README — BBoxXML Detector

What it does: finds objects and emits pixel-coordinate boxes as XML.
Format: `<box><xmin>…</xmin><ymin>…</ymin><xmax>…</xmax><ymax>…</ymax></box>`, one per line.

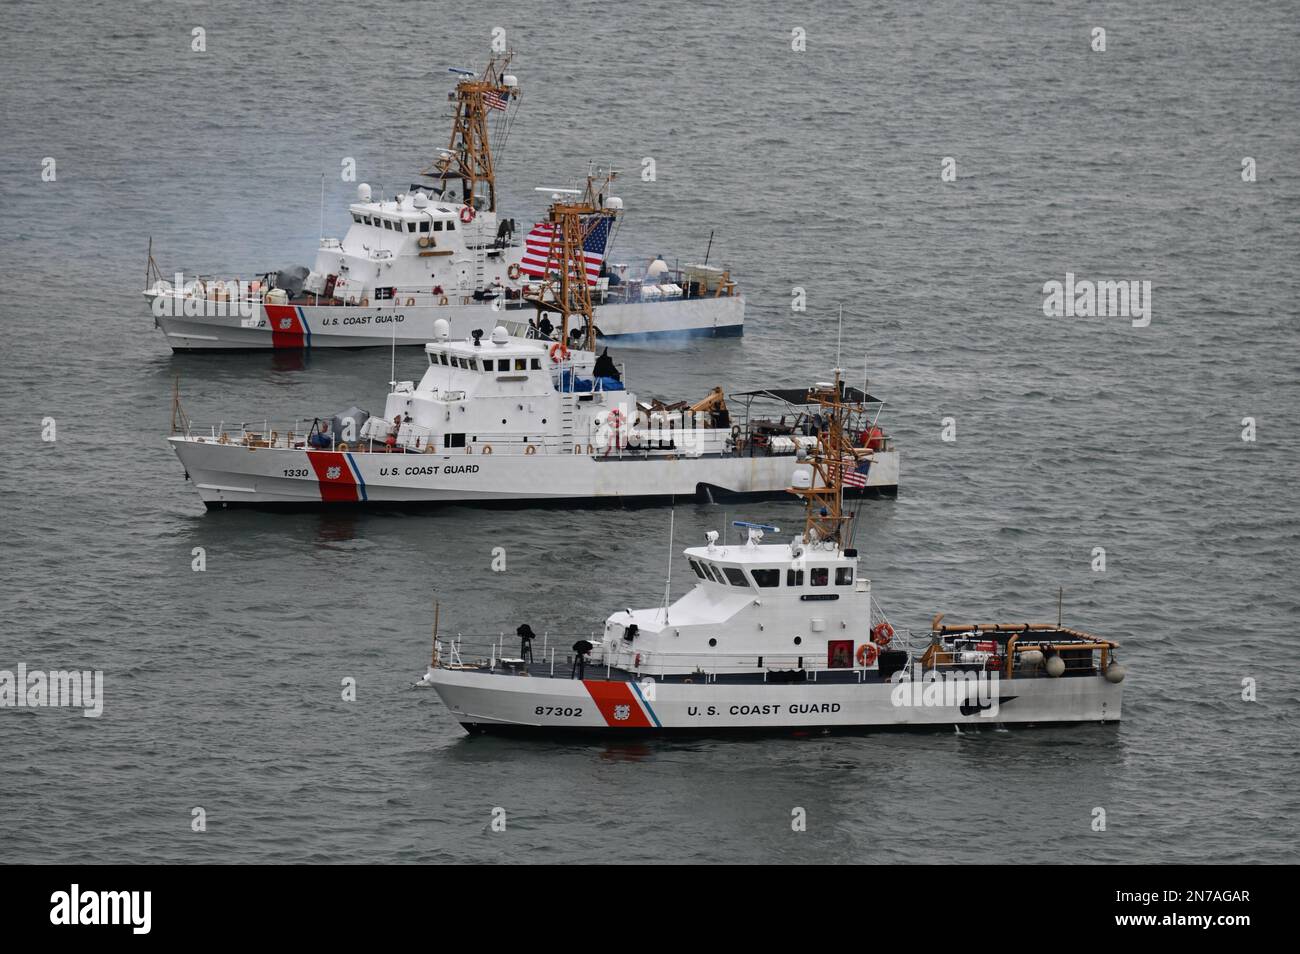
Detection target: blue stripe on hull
<box><xmin>598</xmin><ymin>323</ymin><xmax>744</xmax><ymax>342</ymax></box>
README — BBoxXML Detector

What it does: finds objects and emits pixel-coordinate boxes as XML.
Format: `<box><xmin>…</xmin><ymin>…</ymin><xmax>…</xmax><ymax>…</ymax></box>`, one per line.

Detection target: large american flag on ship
<box><xmin>485</xmin><ymin>89</ymin><xmax>509</xmax><ymax>111</ymax></box>
<box><xmin>828</xmin><ymin>457</ymin><xmax>871</xmax><ymax>488</ymax></box>
<box><xmin>519</xmin><ymin>215</ymin><xmax>612</xmax><ymax>285</ymax></box>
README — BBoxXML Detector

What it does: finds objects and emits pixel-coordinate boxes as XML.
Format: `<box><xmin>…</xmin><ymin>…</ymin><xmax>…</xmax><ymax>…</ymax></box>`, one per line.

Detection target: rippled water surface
<box><xmin>1</xmin><ymin>0</ymin><xmax>1297</xmax><ymax>863</ymax></box>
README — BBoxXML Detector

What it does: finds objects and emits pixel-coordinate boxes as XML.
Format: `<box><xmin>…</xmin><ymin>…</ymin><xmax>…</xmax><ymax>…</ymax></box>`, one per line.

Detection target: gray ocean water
<box><xmin>1</xmin><ymin>0</ymin><xmax>1298</xmax><ymax>864</ymax></box>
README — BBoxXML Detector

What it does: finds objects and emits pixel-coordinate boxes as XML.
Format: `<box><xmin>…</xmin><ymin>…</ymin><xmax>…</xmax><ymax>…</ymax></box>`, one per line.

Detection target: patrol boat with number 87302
<box><xmin>418</xmin><ymin>370</ymin><xmax>1126</xmax><ymax>735</ymax></box>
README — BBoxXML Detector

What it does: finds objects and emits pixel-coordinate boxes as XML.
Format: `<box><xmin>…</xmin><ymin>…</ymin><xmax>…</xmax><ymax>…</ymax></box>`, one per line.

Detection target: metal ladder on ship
<box><xmin>560</xmin><ymin>392</ymin><xmax>578</xmax><ymax>453</ymax></box>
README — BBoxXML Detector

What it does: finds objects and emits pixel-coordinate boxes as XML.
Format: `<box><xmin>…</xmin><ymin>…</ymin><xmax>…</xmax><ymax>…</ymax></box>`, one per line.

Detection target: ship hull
<box><xmin>149</xmin><ymin>295</ymin><xmax>744</xmax><ymax>350</ymax></box>
<box><xmin>169</xmin><ymin>438</ymin><xmax>899</xmax><ymax>508</ymax></box>
<box><xmin>427</xmin><ymin>668</ymin><xmax>1123</xmax><ymax>734</ymax></box>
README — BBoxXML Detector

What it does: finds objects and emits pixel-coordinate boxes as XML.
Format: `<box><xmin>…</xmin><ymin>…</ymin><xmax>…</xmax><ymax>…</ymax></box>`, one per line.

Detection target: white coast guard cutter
<box><xmin>167</xmin><ymin>322</ymin><xmax>898</xmax><ymax>508</ymax></box>
<box><xmin>420</xmin><ymin>373</ymin><xmax>1126</xmax><ymax>735</ymax></box>
<box><xmin>144</xmin><ymin>53</ymin><xmax>742</xmax><ymax>350</ymax></box>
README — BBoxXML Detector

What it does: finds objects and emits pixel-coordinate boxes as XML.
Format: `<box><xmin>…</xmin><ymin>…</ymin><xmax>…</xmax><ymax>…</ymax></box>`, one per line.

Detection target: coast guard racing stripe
<box><xmin>264</xmin><ymin>303</ymin><xmax>311</xmax><ymax>349</ymax></box>
<box><xmin>306</xmin><ymin>451</ymin><xmax>366</xmax><ymax>503</ymax></box>
<box><xmin>583</xmin><ymin>680</ymin><xmax>659</xmax><ymax>728</ymax></box>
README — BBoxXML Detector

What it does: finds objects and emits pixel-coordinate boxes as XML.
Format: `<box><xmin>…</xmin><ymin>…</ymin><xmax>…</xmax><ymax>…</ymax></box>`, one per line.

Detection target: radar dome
<box><xmin>433</xmin><ymin>318</ymin><xmax>451</xmax><ymax>341</ymax></box>
<box><xmin>603</xmin><ymin>196</ymin><xmax>624</xmax><ymax>211</ymax></box>
<box><xmin>491</xmin><ymin>326</ymin><xmax>509</xmax><ymax>345</ymax></box>
<box><xmin>357</xmin><ymin>183</ymin><xmax>372</xmax><ymax>202</ymax></box>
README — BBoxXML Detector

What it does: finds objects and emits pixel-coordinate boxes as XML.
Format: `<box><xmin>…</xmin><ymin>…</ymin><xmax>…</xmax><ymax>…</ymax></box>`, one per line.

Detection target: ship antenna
<box><xmin>835</xmin><ymin>303</ymin><xmax>843</xmax><ymax>372</ymax></box>
<box><xmin>661</xmin><ymin>506</ymin><xmax>675</xmax><ymax>624</ymax></box>
<box><xmin>431</xmin><ymin>599</ymin><xmax>440</xmax><ymax>669</ymax></box>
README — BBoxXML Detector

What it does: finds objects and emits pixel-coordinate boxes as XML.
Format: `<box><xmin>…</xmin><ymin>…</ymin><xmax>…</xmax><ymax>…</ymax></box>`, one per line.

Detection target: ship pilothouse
<box><xmin>601</xmin><ymin>521</ymin><xmax>894</xmax><ymax>682</ymax></box>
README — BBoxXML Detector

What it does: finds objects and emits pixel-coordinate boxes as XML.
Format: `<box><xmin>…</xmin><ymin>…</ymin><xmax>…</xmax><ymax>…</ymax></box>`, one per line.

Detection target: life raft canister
<box><xmin>871</xmin><ymin>621</ymin><xmax>895</xmax><ymax>647</ymax></box>
<box><xmin>459</xmin><ymin>205</ymin><xmax>475</xmax><ymax>224</ymax></box>
<box><xmin>549</xmin><ymin>341</ymin><xmax>570</xmax><ymax>363</ymax></box>
<box><xmin>857</xmin><ymin>642</ymin><xmax>879</xmax><ymax>667</ymax></box>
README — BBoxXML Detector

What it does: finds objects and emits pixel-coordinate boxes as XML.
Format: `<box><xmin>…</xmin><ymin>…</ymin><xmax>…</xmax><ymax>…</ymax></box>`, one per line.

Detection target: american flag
<box><xmin>485</xmin><ymin>89</ymin><xmax>509</xmax><ymax>111</ymax></box>
<box><xmin>519</xmin><ymin>215</ymin><xmax>612</xmax><ymax>285</ymax></box>
<box><xmin>828</xmin><ymin>458</ymin><xmax>871</xmax><ymax>488</ymax></box>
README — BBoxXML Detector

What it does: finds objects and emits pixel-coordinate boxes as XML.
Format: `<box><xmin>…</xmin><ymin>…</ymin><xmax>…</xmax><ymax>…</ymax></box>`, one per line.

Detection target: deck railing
<box><xmin>432</xmin><ymin>632</ymin><xmax>918</xmax><ymax>683</ymax></box>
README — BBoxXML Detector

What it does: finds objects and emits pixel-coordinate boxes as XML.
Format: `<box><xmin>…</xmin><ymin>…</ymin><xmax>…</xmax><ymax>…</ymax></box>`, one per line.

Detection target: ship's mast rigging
<box><xmin>424</xmin><ymin>51</ymin><xmax>518</xmax><ymax>213</ymax></box>
<box><xmin>791</xmin><ymin>369</ymin><xmax>870</xmax><ymax>548</ymax></box>
<box><xmin>527</xmin><ymin>170</ymin><xmax>620</xmax><ymax>352</ymax></box>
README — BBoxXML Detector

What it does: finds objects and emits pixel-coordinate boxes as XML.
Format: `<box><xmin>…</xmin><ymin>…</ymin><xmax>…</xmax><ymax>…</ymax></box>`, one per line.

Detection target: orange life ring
<box><xmin>525</xmin><ymin>445</ymin><xmax>536</xmax><ymax>455</ymax></box>
<box><xmin>359</xmin><ymin>297</ymin><xmax>369</xmax><ymax>307</ymax></box>
<box><xmin>507</xmin><ymin>262</ymin><xmax>522</xmax><ymax>280</ymax></box>
<box><xmin>405</xmin><ymin>297</ymin><xmax>415</xmax><ymax>306</ymax></box>
<box><xmin>871</xmin><ymin>622</ymin><xmax>895</xmax><ymax>647</ymax></box>
<box><xmin>856</xmin><ymin>642</ymin><xmax>879</xmax><ymax>667</ymax></box>
<box><xmin>481</xmin><ymin>444</ymin><xmax>492</xmax><ymax>455</ymax></box>
<box><xmin>459</xmin><ymin>206</ymin><xmax>475</xmax><ymax>223</ymax></box>
<box><xmin>549</xmin><ymin>342</ymin><xmax>570</xmax><ymax>363</ymax></box>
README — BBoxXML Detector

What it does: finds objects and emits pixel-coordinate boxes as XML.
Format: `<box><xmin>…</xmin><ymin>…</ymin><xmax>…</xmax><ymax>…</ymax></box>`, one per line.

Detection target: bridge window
<box><xmin>448</xmin><ymin>221</ymin><xmax>456</xmax><ymax>231</ymax></box>
<box><xmin>751</xmin><ymin>569</ymin><xmax>780</xmax><ymax>588</ymax></box>
<box><xmin>352</xmin><ymin>213</ymin><xmax>362</xmax><ymax>223</ymax></box>
<box><xmin>836</xmin><ymin>567</ymin><xmax>854</xmax><ymax>585</ymax></box>
<box><xmin>811</xmin><ymin>567</ymin><xmax>829</xmax><ymax>586</ymax></box>
<box><xmin>705</xmin><ymin>564</ymin><xmax>727</xmax><ymax>585</ymax></box>
<box><xmin>531</xmin><ymin>358</ymin><xmax>541</xmax><ymax>370</ymax></box>
<box><xmin>786</xmin><ymin>569</ymin><xmax>804</xmax><ymax>586</ymax></box>
<box><xmin>444</xmin><ymin>433</ymin><xmax>466</xmax><ymax>448</ymax></box>
<box><xmin>407</xmin><ymin>222</ymin><xmax>416</xmax><ymax>232</ymax></box>
<box><xmin>689</xmin><ymin>559</ymin><xmax>707</xmax><ymax>580</ymax></box>
<box><xmin>419</xmin><ymin>221</ymin><xmax>430</xmax><ymax>233</ymax></box>
<box><xmin>722</xmin><ymin>567</ymin><xmax>749</xmax><ymax>587</ymax></box>
<box><xmin>514</xmin><ymin>358</ymin><xmax>527</xmax><ymax>371</ymax></box>
<box><xmin>434</xmin><ymin>221</ymin><xmax>444</xmax><ymax>232</ymax></box>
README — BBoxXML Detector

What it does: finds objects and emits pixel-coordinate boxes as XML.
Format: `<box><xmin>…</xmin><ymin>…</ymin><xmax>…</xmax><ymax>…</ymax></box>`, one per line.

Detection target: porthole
<box><xmin>708</xmin><ymin>638</ymin><xmax>717</xmax><ymax>647</ymax></box>
<box><xmin>793</xmin><ymin>636</ymin><xmax>802</xmax><ymax>646</ymax></box>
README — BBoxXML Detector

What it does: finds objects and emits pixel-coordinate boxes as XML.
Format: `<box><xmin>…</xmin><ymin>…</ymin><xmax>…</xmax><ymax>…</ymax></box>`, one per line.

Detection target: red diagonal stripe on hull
<box><xmin>306</xmin><ymin>452</ymin><xmax>360</xmax><ymax>502</ymax></box>
<box><xmin>265</xmin><ymin>303</ymin><xmax>306</xmax><ymax>349</ymax></box>
<box><xmin>583</xmin><ymin>680</ymin><xmax>652</xmax><ymax>727</ymax></box>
